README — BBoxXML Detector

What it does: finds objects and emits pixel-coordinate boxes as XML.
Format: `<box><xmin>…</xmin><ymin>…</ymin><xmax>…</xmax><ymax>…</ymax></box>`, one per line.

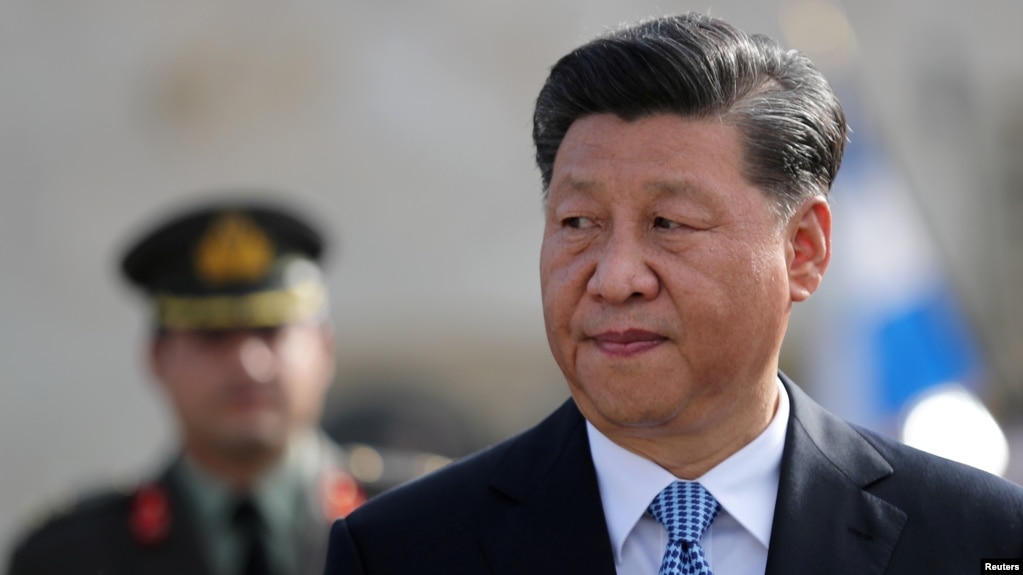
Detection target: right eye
<box><xmin>562</xmin><ymin>216</ymin><xmax>595</xmax><ymax>229</ymax></box>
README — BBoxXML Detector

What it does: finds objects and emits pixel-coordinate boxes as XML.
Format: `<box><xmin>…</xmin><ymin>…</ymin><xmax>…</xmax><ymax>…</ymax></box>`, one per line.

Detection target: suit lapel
<box><xmin>469</xmin><ymin>378</ymin><xmax>907</xmax><ymax>575</ymax></box>
<box><xmin>765</xmin><ymin>376</ymin><xmax>906</xmax><ymax>575</ymax></box>
<box><xmin>478</xmin><ymin>400</ymin><xmax>617</xmax><ymax>575</ymax></box>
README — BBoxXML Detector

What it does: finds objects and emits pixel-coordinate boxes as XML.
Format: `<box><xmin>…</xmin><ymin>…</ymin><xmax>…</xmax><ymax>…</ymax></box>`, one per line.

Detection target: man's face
<box><xmin>540</xmin><ymin>113</ymin><xmax>828</xmax><ymax>440</ymax></box>
<box><xmin>150</xmin><ymin>322</ymin><xmax>335</xmax><ymax>462</ymax></box>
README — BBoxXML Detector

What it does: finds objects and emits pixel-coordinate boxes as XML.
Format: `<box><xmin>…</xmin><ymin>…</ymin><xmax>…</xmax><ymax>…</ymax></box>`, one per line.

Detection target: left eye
<box><xmin>653</xmin><ymin>217</ymin><xmax>681</xmax><ymax>229</ymax></box>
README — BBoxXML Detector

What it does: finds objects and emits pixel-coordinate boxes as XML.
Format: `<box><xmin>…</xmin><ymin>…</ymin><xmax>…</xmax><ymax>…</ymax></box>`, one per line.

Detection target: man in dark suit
<box><xmin>323</xmin><ymin>12</ymin><xmax>1023</xmax><ymax>575</ymax></box>
<box><xmin>8</xmin><ymin>198</ymin><xmax>366</xmax><ymax>575</ymax></box>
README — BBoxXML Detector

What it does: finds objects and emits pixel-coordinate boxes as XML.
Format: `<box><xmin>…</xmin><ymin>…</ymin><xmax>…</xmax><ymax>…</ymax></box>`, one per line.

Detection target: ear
<box><xmin>787</xmin><ymin>198</ymin><xmax>832</xmax><ymax>302</ymax></box>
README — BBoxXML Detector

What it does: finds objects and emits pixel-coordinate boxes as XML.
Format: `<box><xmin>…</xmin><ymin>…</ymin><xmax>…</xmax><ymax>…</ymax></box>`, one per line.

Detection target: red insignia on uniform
<box><xmin>321</xmin><ymin>472</ymin><xmax>366</xmax><ymax>519</ymax></box>
<box><xmin>129</xmin><ymin>483</ymin><xmax>170</xmax><ymax>545</ymax></box>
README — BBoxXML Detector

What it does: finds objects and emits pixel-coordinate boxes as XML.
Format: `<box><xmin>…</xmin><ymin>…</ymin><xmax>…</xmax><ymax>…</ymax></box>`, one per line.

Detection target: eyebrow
<box><xmin>646</xmin><ymin>178</ymin><xmax>719</xmax><ymax>203</ymax></box>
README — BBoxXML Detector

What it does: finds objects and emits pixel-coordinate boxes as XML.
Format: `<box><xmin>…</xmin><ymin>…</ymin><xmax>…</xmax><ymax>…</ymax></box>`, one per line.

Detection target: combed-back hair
<box><xmin>533</xmin><ymin>13</ymin><xmax>847</xmax><ymax>219</ymax></box>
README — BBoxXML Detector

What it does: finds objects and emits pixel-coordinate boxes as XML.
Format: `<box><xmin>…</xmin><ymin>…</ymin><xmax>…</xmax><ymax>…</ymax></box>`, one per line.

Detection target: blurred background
<box><xmin>3</xmin><ymin>0</ymin><xmax>1023</xmax><ymax>553</ymax></box>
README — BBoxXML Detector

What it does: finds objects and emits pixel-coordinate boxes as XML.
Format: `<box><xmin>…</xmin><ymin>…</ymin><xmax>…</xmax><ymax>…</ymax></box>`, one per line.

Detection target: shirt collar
<box><xmin>178</xmin><ymin>431</ymin><xmax>323</xmax><ymax>534</ymax></box>
<box><xmin>587</xmin><ymin>377</ymin><xmax>790</xmax><ymax>563</ymax></box>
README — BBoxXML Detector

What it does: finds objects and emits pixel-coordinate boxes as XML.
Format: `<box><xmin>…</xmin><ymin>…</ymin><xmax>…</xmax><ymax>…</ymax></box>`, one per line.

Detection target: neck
<box><xmin>183</xmin><ymin>439</ymin><xmax>286</xmax><ymax>491</ymax></box>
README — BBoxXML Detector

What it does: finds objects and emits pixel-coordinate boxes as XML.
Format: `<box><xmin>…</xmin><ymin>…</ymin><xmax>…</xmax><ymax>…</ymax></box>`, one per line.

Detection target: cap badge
<box><xmin>194</xmin><ymin>213</ymin><xmax>274</xmax><ymax>285</ymax></box>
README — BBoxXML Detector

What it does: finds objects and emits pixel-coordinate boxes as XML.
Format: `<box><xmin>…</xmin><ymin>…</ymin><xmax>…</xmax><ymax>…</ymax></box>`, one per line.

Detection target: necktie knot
<box><xmin>648</xmin><ymin>481</ymin><xmax>720</xmax><ymax>575</ymax></box>
<box><xmin>648</xmin><ymin>481</ymin><xmax>720</xmax><ymax>543</ymax></box>
<box><xmin>231</xmin><ymin>497</ymin><xmax>266</xmax><ymax>537</ymax></box>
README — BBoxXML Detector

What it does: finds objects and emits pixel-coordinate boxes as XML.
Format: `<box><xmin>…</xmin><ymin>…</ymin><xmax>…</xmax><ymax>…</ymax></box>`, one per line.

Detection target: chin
<box><xmin>219</xmin><ymin>424</ymin><xmax>288</xmax><ymax>459</ymax></box>
<box><xmin>574</xmin><ymin>387</ymin><xmax>688</xmax><ymax>432</ymax></box>
<box><xmin>604</xmin><ymin>405</ymin><xmax>685</xmax><ymax>431</ymax></box>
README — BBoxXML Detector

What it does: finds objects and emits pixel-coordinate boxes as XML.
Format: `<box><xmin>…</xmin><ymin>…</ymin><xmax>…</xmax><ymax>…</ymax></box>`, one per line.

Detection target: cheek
<box><xmin>540</xmin><ymin>242</ymin><xmax>591</xmax><ymax>314</ymax></box>
<box><xmin>744</xmin><ymin>242</ymin><xmax>791</xmax><ymax>307</ymax></box>
<box><xmin>540</xmin><ymin>251</ymin><xmax>565</xmax><ymax>326</ymax></box>
<box><xmin>540</xmin><ymin>255</ymin><xmax>586</xmax><ymax>343</ymax></box>
<box><xmin>158</xmin><ymin>349</ymin><xmax>212</xmax><ymax>403</ymax></box>
<box><xmin>540</xmin><ymin>256</ymin><xmax>584</xmax><ymax>379</ymax></box>
<box><xmin>666</xmin><ymin>245</ymin><xmax>785</xmax><ymax>341</ymax></box>
<box><xmin>714</xmin><ymin>234</ymin><xmax>787</xmax><ymax>293</ymax></box>
<box><xmin>700</xmin><ymin>244</ymin><xmax>791</xmax><ymax>354</ymax></box>
<box><xmin>276</xmin><ymin>337</ymin><xmax>332</xmax><ymax>405</ymax></box>
<box><xmin>162</xmin><ymin>368</ymin><xmax>216</xmax><ymax>416</ymax></box>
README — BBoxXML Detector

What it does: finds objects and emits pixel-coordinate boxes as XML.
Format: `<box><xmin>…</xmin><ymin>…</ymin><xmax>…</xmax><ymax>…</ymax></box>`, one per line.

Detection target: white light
<box><xmin>348</xmin><ymin>444</ymin><xmax>385</xmax><ymax>484</ymax></box>
<box><xmin>900</xmin><ymin>383</ymin><xmax>1009</xmax><ymax>476</ymax></box>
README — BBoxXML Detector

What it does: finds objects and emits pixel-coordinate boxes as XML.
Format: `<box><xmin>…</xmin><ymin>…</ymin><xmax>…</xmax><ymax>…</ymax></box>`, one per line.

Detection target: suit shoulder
<box><xmin>8</xmin><ymin>489</ymin><xmax>130</xmax><ymax>572</ymax></box>
<box><xmin>855</xmin><ymin>424</ymin><xmax>1023</xmax><ymax>505</ymax></box>
<box><xmin>343</xmin><ymin>399</ymin><xmax>583</xmax><ymax>534</ymax></box>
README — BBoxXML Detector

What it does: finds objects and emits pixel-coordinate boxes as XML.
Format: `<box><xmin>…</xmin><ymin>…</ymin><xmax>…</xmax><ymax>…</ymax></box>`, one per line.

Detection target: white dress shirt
<box><xmin>587</xmin><ymin>378</ymin><xmax>790</xmax><ymax>575</ymax></box>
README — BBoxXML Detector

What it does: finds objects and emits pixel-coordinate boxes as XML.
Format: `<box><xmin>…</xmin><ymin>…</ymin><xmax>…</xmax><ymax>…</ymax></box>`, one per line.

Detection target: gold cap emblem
<box><xmin>194</xmin><ymin>213</ymin><xmax>274</xmax><ymax>284</ymax></box>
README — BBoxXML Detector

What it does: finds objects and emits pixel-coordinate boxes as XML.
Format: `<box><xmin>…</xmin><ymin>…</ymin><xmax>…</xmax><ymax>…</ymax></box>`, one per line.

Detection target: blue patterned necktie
<box><xmin>648</xmin><ymin>481</ymin><xmax>721</xmax><ymax>575</ymax></box>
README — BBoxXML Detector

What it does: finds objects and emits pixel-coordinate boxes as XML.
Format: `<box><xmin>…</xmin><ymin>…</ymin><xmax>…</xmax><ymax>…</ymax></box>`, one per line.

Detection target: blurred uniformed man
<box><xmin>7</xmin><ymin>198</ymin><xmax>365</xmax><ymax>575</ymax></box>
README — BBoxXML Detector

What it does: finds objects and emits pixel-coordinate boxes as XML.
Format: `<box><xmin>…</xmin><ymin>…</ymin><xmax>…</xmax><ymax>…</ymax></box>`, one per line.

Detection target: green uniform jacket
<box><xmin>7</xmin><ymin>438</ymin><xmax>364</xmax><ymax>575</ymax></box>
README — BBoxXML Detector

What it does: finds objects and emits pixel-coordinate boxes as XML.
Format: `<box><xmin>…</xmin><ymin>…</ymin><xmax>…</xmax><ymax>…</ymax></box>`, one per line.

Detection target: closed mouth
<box><xmin>591</xmin><ymin>329</ymin><xmax>666</xmax><ymax>356</ymax></box>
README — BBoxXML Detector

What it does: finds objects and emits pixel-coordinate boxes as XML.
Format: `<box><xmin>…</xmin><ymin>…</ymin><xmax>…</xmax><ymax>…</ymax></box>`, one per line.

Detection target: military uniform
<box><xmin>8</xmin><ymin>433</ymin><xmax>363</xmax><ymax>575</ymax></box>
<box><xmin>6</xmin><ymin>199</ymin><xmax>366</xmax><ymax>575</ymax></box>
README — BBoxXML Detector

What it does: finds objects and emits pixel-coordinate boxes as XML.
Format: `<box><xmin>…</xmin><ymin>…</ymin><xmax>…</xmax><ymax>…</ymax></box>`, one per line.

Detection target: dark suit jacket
<box><xmin>325</xmin><ymin>374</ymin><xmax>1023</xmax><ymax>574</ymax></box>
<box><xmin>8</xmin><ymin>440</ymin><xmax>355</xmax><ymax>575</ymax></box>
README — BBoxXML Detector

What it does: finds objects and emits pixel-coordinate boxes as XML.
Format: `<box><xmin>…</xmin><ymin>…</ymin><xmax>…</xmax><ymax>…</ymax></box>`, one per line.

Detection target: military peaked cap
<box><xmin>120</xmin><ymin>199</ymin><xmax>330</xmax><ymax>330</ymax></box>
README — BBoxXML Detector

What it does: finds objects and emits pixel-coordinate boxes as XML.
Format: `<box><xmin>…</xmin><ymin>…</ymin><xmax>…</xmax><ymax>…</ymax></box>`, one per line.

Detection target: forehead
<box><xmin>548</xmin><ymin>113</ymin><xmax>751</xmax><ymax>203</ymax></box>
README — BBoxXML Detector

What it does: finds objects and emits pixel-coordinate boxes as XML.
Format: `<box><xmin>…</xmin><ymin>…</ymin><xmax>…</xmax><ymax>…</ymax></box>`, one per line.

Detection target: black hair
<box><xmin>533</xmin><ymin>13</ymin><xmax>847</xmax><ymax>218</ymax></box>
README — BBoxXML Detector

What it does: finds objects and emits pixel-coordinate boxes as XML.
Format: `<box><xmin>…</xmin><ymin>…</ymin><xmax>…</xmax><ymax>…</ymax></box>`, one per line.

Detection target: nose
<box><xmin>586</xmin><ymin>230</ymin><xmax>659</xmax><ymax>304</ymax></box>
<box><xmin>237</xmin><ymin>335</ymin><xmax>278</xmax><ymax>383</ymax></box>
